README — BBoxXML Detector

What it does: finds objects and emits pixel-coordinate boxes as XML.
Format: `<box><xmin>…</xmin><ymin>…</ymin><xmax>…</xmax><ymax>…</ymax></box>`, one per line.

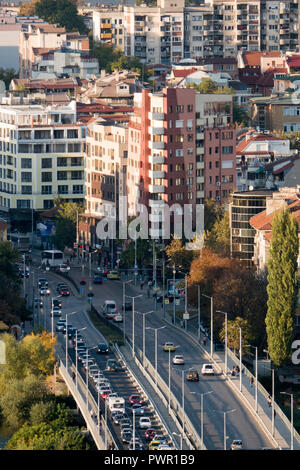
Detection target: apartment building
<box><xmin>19</xmin><ymin>23</ymin><xmax>90</xmax><ymax>78</ymax></box>
<box><xmin>0</xmin><ymin>99</ymin><xmax>85</xmax><ymax>215</ymax></box>
<box><xmin>92</xmin><ymin>6</ymin><xmax>125</xmax><ymax>51</ymax></box>
<box><xmin>127</xmin><ymin>87</ymin><xmax>235</xmax><ymax>239</ymax></box>
<box><xmin>80</xmin><ymin>118</ymin><xmax>128</xmax><ymax>246</ymax></box>
<box><xmin>250</xmin><ymin>94</ymin><xmax>300</xmax><ymax>132</ymax></box>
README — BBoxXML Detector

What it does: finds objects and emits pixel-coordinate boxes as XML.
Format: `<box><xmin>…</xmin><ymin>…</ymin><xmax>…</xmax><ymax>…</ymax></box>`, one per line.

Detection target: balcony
<box><xmin>149</xmin><ymin>184</ymin><xmax>165</xmax><ymax>193</ymax></box>
<box><xmin>149</xmin><ymin>199</ymin><xmax>165</xmax><ymax>208</ymax></box>
<box><xmin>196</xmin><ymin>132</ymin><xmax>204</xmax><ymax>140</ymax></box>
<box><xmin>149</xmin><ymin>155</ymin><xmax>165</xmax><ymax>164</ymax></box>
<box><xmin>149</xmin><ymin>170</ymin><xmax>165</xmax><ymax>179</ymax></box>
<box><xmin>148</xmin><ymin>112</ymin><xmax>164</xmax><ymax>120</ymax></box>
<box><xmin>149</xmin><ymin>141</ymin><xmax>165</xmax><ymax>150</ymax></box>
<box><xmin>148</xmin><ymin>126</ymin><xmax>165</xmax><ymax>135</ymax></box>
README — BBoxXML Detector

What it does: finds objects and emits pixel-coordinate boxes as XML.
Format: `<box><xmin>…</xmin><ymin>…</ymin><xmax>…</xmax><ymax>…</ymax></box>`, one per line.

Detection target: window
<box><xmin>71</xmin><ymin>157</ymin><xmax>82</xmax><ymax>166</ymax></box>
<box><xmin>176</xmin><ymin>105</ymin><xmax>184</xmax><ymax>113</ymax></box>
<box><xmin>43</xmin><ymin>200</ymin><xmax>53</xmax><ymax>209</ymax></box>
<box><xmin>68</xmin><ymin>143</ymin><xmax>81</xmax><ymax>153</ymax></box>
<box><xmin>71</xmin><ymin>171</ymin><xmax>82</xmax><ymax>180</ymax></box>
<box><xmin>21</xmin><ymin>185</ymin><xmax>32</xmax><ymax>194</ymax></box>
<box><xmin>67</xmin><ymin>129</ymin><xmax>78</xmax><ymax>139</ymax></box>
<box><xmin>21</xmin><ymin>158</ymin><xmax>32</xmax><ymax>169</ymax></box>
<box><xmin>17</xmin><ymin>200</ymin><xmax>30</xmax><ymax>209</ymax></box>
<box><xmin>222</xmin><ymin>146</ymin><xmax>233</xmax><ymax>154</ymax></box>
<box><xmin>187</xmin><ymin>105</ymin><xmax>193</xmax><ymax>112</ymax></box>
<box><xmin>54</xmin><ymin>130</ymin><xmax>64</xmax><ymax>139</ymax></box>
<box><xmin>73</xmin><ymin>185</ymin><xmax>83</xmax><ymax>194</ymax></box>
<box><xmin>176</xmin><ymin>149</ymin><xmax>184</xmax><ymax>157</ymax></box>
<box><xmin>57</xmin><ymin>157</ymin><xmax>67</xmax><ymax>167</ymax></box>
<box><xmin>42</xmin><ymin>158</ymin><xmax>52</xmax><ymax>169</ymax></box>
<box><xmin>58</xmin><ymin>185</ymin><xmax>68</xmax><ymax>194</ymax></box>
<box><xmin>34</xmin><ymin>130</ymin><xmax>51</xmax><ymax>139</ymax></box>
<box><xmin>176</xmin><ymin>135</ymin><xmax>184</xmax><ymax>143</ymax></box>
<box><xmin>57</xmin><ymin>171</ymin><xmax>67</xmax><ymax>180</ymax></box>
<box><xmin>56</xmin><ymin>143</ymin><xmax>66</xmax><ymax>153</ymax></box>
<box><xmin>21</xmin><ymin>172</ymin><xmax>32</xmax><ymax>183</ymax></box>
<box><xmin>176</xmin><ymin>120</ymin><xmax>184</xmax><ymax>128</ymax></box>
<box><xmin>41</xmin><ymin>172</ymin><xmax>52</xmax><ymax>182</ymax></box>
<box><xmin>42</xmin><ymin>185</ymin><xmax>52</xmax><ymax>195</ymax></box>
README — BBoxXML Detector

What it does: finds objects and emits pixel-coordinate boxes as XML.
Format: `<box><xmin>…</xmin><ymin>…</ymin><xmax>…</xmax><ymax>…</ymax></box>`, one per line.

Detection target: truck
<box><xmin>108</xmin><ymin>396</ymin><xmax>125</xmax><ymax>414</ymax></box>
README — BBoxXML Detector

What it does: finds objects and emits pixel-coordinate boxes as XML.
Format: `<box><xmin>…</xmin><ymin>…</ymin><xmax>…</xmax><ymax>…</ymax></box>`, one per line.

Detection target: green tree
<box><xmin>0</xmin><ymin>68</ymin><xmax>18</xmax><ymax>89</ymax></box>
<box><xmin>0</xmin><ymin>241</ymin><xmax>18</xmax><ymax>280</ymax></box>
<box><xmin>205</xmin><ymin>206</ymin><xmax>230</xmax><ymax>256</ymax></box>
<box><xmin>266</xmin><ymin>209</ymin><xmax>298</xmax><ymax>367</ymax></box>
<box><xmin>219</xmin><ymin>316</ymin><xmax>253</xmax><ymax>355</ymax></box>
<box><xmin>165</xmin><ymin>238</ymin><xmax>195</xmax><ymax>272</ymax></box>
<box><xmin>55</xmin><ymin>201</ymin><xmax>82</xmax><ymax>250</ymax></box>
<box><xmin>233</xmin><ymin>101</ymin><xmax>250</xmax><ymax>126</ymax></box>
<box><xmin>35</xmin><ymin>0</ymin><xmax>87</xmax><ymax>33</ymax></box>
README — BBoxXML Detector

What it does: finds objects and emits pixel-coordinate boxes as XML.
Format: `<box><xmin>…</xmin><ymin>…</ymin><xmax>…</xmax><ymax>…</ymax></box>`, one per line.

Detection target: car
<box><xmin>101</xmin><ymin>390</ymin><xmax>111</xmax><ymax>400</ymax></box>
<box><xmin>111</xmin><ymin>412</ymin><xmax>125</xmax><ymax>425</ymax></box>
<box><xmin>19</xmin><ymin>269</ymin><xmax>29</xmax><ymax>278</ymax></box>
<box><xmin>186</xmin><ymin>369</ymin><xmax>199</xmax><ymax>381</ymax></box>
<box><xmin>40</xmin><ymin>287</ymin><xmax>50</xmax><ymax>295</ymax></box>
<box><xmin>58</xmin><ymin>263</ymin><xmax>70</xmax><ymax>273</ymax></box>
<box><xmin>96</xmin><ymin>385</ymin><xmax>112</xmax><ymax>394</ymax></box>
<box><xmin>145</xmin><ymin>428</ymin><xmax>157</xmax><ymax>441</ymax></box>
<box><xmin>113</xmin><ymin>313</ymin><xmax>123</xmax><ymax>323</ymax></box>
<box><xmin>129</xmin><ymin>394</ymin><xmax>143</xmax><ymax>406</ymax></box>
<box><xmin>56</xmin><ymin>283</ymin><xmax>67</xmax><ymax>292</ymax></box>
<box><xmin>120</xmin><ymin>422</ymin><xmax>132</xmax><ymax>433</ymax></box>
<box><xmin>149</xmin><ymin>440</ymin><xmax>161</xmax><ymax>450</ymax></box>
<box><xmin>106</xmin><ymin>307</ymin><xmax>118</xmax><ymax>319</ymax></box>
<box><xmin>172</xmin><ymin>355</ymin><xmax>184</xmax><ymax>365</ymax></box>
<box><xmin>130</xmin><ymin>404</ymin><xmax>144</xmax><ymax>415</ymax></box>
<box><xmin>51</xmin><ymin>306</ymin><xmax>62</xmax><ymax>317</ymax></box>
<box><xmin>231</xmin><ymin>440</ymin><xmax>244</xmax><ymax>450</ymax></box>
<box><xmin>129</xmin><ymin>440</ymin><xmax>143</xmax><ymax>450</ymax></box>
<box><xmin>154</xmin><ymin>435</ymin><xmax>167</xmax><ymax>445</ymax></box>
<box><xmin>52</xmin><ymin>299</ymin><xmax>62</xmax><ymax>308</ymax></box>
<box><xmin>106</xmin><ymin>359</ymin><xmax>118</xmax><ymax>372</ymax></box>
<box><xmin>121</xmin><ymin>429</ymin><xmax>133</xmax><ymax>443</ymax></box>
<box><xmin>93</xmin><ymin>274</ymin><xmax>103</xmax><ymax>284</ymax></box>
<box><xmin>34</xmin><ymin>298</ymin><xmax>43</xmax><ymax>308</ymax></box>
<box><xmin>139</xmin><ymin>417</ymin><xmax>151</xmax><ymax>429</ymax></box>
<box><xmin>97</xmin><ymin>343</ymin><xmax>109</xmax><ymax>354</ymax></box>
<box><xmin>38</xmin><ymin>278</ymin><xmax>48</xmax><ymax>287</ymax></box>
<box><xmin>201</xmin><ymin>364</ymin><xmax>214</xmax><ymax>376</ymax></box>
<box><xmin>157</xmin><ymin>444</ymin><xmax>174</xmax><ymax>450</ymax></box>
<box><xmin>119</xmin><ymin>417</ymin><xmax>131</xmax><ymax>428</ymax></box>
<box><xmin>60</xmin><ymin>287</ymin><xmax>70</xmax><ymax>296</ymax></box>
<box><xmin>102</xmin><ymin>301</ymin><xmax>117</xmax><ymax>317</ymax></box>
<box><xmin>123</xmin><ymin>301</ymin><xmax>132</xmax><ymax>311</ymax></box>
<box><xmin>96</xmin><ymin>380</ymin><xmax>111</xmax><ymax>389</ymax></box>
<box><xmin>107</xmin><ymin>270</ymin><xmax>120</xmax><ymax>280</ymax></box>
<box><xmin>66</xmin><ymin>327</ymin><xmax>77</xmax><ymax>339</ymax></box>
<box><xmin>163</xmin><ymin>342</ymin><xmax>175</xmax><ymax>352</ymax></box>
<box><xmin>56</xmin><ymin>321</ymin><xmax>66</xmax><ymax>332</ymax></box>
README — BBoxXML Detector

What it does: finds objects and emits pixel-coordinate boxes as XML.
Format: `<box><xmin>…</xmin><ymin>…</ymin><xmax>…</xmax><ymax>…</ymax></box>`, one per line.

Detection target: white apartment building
<box><xmin>0</xmin><ymin>99</ymin><xmax>85</xmax><ymax>212</ymax></box>
<box><xmin>31</xmin><ymin>48</ymin><xmax>99</xmax><ymax>79</ymax></box>
<box><xmin>92</xmin><ymin>6</ymin><xmax>125</xmax><ymax>51</ymax></box>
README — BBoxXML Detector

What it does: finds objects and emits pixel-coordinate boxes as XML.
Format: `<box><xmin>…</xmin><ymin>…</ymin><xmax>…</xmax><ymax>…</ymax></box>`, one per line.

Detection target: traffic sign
<box><xmin>183</xmin><ymin>313</ymin><xmax>189</xmax><ymax>320</ymax></box>
<box><xmin>165</xmin><ymin>298</ymin><xmax>169</xmax><ymax>304</ymax></box>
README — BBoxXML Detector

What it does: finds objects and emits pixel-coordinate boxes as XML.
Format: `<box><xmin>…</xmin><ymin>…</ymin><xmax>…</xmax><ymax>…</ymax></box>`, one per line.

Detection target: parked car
<box><xmin>97</xmin><ymin>343</ymin><xmax>109</xmax><ymax>354</ymax></box>
<box><xmin>129</xmin><ymin>394</ymin><xmax>143</xmax><ymax>406</ymax></box>
<box><xmin>172</xmin><ymin>355</ymin><xmax>184</xmax><ymax>365</ymax></box>
<box><xmin>231</xmin><ymin>440</ymin><xmax>244</xmax><ymax>450</ymax></box>
<box><xmin>139</xmin><ymin>417</ymin><xmax>151</xmax><ymax>429</ymax></box>
<box><xmin>201</xmin><ymin>364</ymin><xmax>214</xmax><ymax>376</ymax></box>
<box><xmin>186</xmin><ymin>369</ymin><xmax>199</xmax><ymax>381</ymax></box>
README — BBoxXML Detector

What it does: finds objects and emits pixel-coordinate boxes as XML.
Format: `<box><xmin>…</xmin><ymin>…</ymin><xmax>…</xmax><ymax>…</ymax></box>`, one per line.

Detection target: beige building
<box><xmin>92</xmin><ymin>6</ymin><xmax>125</xmax><ymax>51</ymax></box>
<box><xmin>0</xmin><ymin>99</ymin><xmax>85</xmax><ymax>212</ymax></box>
<box><xmin>250</xmin><ymin>95</ymin><xmax>300</xmax><ymax>132</ymax></box>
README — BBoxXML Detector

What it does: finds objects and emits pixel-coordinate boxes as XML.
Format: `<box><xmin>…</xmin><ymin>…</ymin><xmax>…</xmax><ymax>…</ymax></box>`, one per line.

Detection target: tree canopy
<box><xmin>32</xmin><ymin>0</ymin><xmax>87</xmax><ymax>34</ymax></box>
<box><xmin>55</xmin><ymin>200</ymin><xmax>82</xmax><ymax>250</ymax></box>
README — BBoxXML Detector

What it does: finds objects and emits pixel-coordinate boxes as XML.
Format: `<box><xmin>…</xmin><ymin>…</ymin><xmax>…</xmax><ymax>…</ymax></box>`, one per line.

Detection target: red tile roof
<box><xmin>172</xmin><ymin>68</ymin><xmax>197</xmax><ymax>78</ymax></box>
<box><xmin>243</xmin><ymin>51</ymin><xmax>282</xmax><ymax>67</ymax></box>
<box><xmin>287</xmin><ymin>56</ymin><xmax>300</xmax><ymax>69</ymax></box>
<box><xmin>236</xmin><ymin>133</ymin><xmax>283</xmax><ymax>153</ymax></box>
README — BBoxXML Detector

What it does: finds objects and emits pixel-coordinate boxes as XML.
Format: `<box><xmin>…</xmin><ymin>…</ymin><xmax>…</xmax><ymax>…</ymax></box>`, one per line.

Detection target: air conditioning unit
<box><xmin>216</xmin><ymin>181</ymin><xmax>221</xmax><ymax>186</ymax></box>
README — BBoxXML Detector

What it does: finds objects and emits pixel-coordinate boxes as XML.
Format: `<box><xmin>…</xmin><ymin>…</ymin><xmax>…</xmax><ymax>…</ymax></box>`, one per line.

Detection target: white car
<box><xmin>231</xmin><ymin>440</ymin><xmax>243</xmax><ymax>450</ymax></box>
<box><xmin>201</xmin><ymin>363</ymin><xmax>214</xmax><ymax>375</ymax></box>
<box><xmin>172</xmin><ymin>355</ymin><xmax>184</xmax><ymax>365</ymax></box>
<box><xmin>40</xmin><ymin>287</ymin><xmax>50</xmax><ymax>295</ymax></box>
<box><xmin>58</xmin><ymin>263</ymin><xmax>70</xmax><ymax>273</ymax></box>
<box><xmin>139</xmin><ymin>417</ymin><xmax>151</xmax><ymax>429</ymax></box>
<box><xmin>51</xmin><ymin>306</ymin><xmax>62</xmax><ymax>317</ymax></box>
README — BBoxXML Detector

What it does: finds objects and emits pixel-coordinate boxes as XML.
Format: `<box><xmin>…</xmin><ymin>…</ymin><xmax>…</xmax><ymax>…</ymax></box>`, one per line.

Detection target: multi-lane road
<box><xmin>26</xmin><ymin>261</ymin><xmax>274</xmax><ymax>450</ymax></box>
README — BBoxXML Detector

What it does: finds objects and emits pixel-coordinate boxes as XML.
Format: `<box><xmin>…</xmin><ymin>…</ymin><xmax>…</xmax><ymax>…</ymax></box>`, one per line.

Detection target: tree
<box><xmin>119</xmin><ymin>239</ymin><xmax>152</xmax><ymax>270</ymax></box>
<box><xmin>0</xmin><ymin>68</ymin><xmax>18</xmax><ymax>89</ymax></box>
<box><xmin>165</xmin><ymin>238</ymin><xmax>195</xmax><ymax>272</ymax></box>
<box><xmin>19</xmin><ymin>0</ymin><xmax>39</xmax><ymax>15</ymax></box>
<box><xmin>233</xmin><ymin>102</ymin><xmax>250</xmax><ymax>126</ymax></box>
<box><xmin>219</xmin><ymin>316</ymin><xmax>253</xmax><ymax>354</ymax></box>
<box><xmin>55</xmin><ymin>201</ymin><xmax>82</xmax><ymax>250</ymax></box>
<box><xmin>34</xmin><ymin>0</ymin><xmax>87</xmax><ymax>34</ymax></box>
<box><xmin>186</xmin><ymin>78</ymin><xmax>235</xmax><ymax>95</ymax></box>
<box><xmin>205</xmin><ymin>204</ymin><xmax>230</xmax><ymax>256</ymax></box>
<box><xmin>266</xmin><ymin>208</ymin><xmax>298</xmax><ymax>367</ymax></box>
<box><xmin>0</xmin><ymin>241</ymin><xmax>18</xmax><ymax>280</ymax></box>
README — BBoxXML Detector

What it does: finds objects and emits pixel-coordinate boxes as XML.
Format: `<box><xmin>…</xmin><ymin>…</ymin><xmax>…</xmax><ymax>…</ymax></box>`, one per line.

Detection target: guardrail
<box><xmin>114</xmin><ymin>344</ymin><xmax>181</xmax><ymax>451</ymax></box>
<box><xmin>122</xmin><ymin>339</ymin><xmax>206</xmax><ymax>450</ymax></box>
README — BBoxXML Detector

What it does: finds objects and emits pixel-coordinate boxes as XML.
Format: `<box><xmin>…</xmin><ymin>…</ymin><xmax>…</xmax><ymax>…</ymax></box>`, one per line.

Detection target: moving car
<box><xmin>139</xmin><ymin>417</ymin><xmax>151</xmax><ymax>429</ymax></box>
<box><xmin>101</xmin><ymin>390</ymin><xmax>111</xmax><ymax>400</ymax></box>
<box><xmin>38</xmin><ymin>278</ymin><xmax>48</xmax><ymax>287</ymax></box>
<box><xmin>130</xmin><ymin>403</ymin><xmax>144</xmax><ymax>415</ymax></box>
<box><xmin>97</xmin><ymin>343</ymin><xmax>109</xmax><ymax>354</ymax></box>
<box><xmin>56</xmin><ymin>320</ymin><xmax>66</xmax><ymax>332</ymax></box>
<box><xmin>34</xmin><ymin>298</ymin><xmax>43</xmax><ymax>308</ymax></box>
<box><xmin>154</xmin><ymin>435</ymin><xmax>167</xmax><ymax>445</ymax></box>
<box><xmin>58</xmin><ymin>263</ymin><xmax>70</xmax><ymax>273</ymax></box>
<box><xmin>145</xmin><ymin>429</ymin><xmax>157</xmax><ymax>441</ymax></box>
<box><xmin>93</xmin><ymin>273</ymin><xmax>103</xmax><ymax>284</ymax></box>
<box><xmin>59</xmin><ymin>286</ymin><xmax>70</xmax><ymax>296</ymax></box>
<box><xmin>172</xmin><ymin>355</ymin><xmax>184</xmax><ymax>365</ymax></box>
<box><xmin>40</xmin><ymin>286</ymin><xmax>50</xmax><ymax>295</ymax></box>
<box><xmin>129</xmin><ymin>439</ymin><xmax>143</xmax><ymax>450</ymax></box>
<box><xmin>129</xmin><ymin>394</ymin><xmax>143</xmax><ymax>406</ymax></box>
<box><xmin>121</xmin><ymin>429</ymin><xmax>132</xmax><ymax>443</ymax></box>
<box><xmin>107</xmin><ymin>270</ymin><xmax>120</xmax><ymax>280</ymax></box>
<box><xmin>111</xmin><ymin>412</ymin><xmax>125</xmax><ymax>425</ymax></box>
<box><xmin>52</xmin><ymin>299</ymin><xmax>62</xmax><ymax>308</ymax></box>
<box><xmin>113</xmin><ymin>313</ymin><xmax>123</xmax><ymax>323</ymax></box>
<box><xmin>231</xmin><ymin>440</ymin><xmax>243</xmax><ymax>450</ymax></box>
<box><xmin>163</xmin><ymin>342</ymin><xmax>176</xmax><ymax>352</ymax></box>
<box><xmin>56</xmin><ymin>283</ymin><xmax>67</xmax><ymax>292</ymax></box>
<box><xmin>123</xmin><ymin>301</ymin><xmax>132</xmax><ymax>311</ymax></box>
<box><xmin>51</xmin><ymin>306</ymin><xmax>62</xmax><ymax>317</ymax></box>
<box><xmin>106</xmin><ymin>359</ymin><xmax>118</xmax><ymax>372</ymax></box>
<box><xmin>201</xmin><ymin>364</ymin><xmax>214</xmax><ymax>376</ymax></box>
<box><xmin>102</xmin><ymin>300</ymin><xmax>116</xmax><ymax>317</ymax></box>
<box><xmin>186</xmin><ymin>369</ymin><xmax>199</xmax><ymax>381</ymax></box>
<box><xmin>157</xmin><ymin>444</ymin><xmax>174</xmax><ymax>450</ymax></box>
<box><xmin>149</xmin><ymin>440</ymin><xmax>161</xmax><ymax>450</ymax></box>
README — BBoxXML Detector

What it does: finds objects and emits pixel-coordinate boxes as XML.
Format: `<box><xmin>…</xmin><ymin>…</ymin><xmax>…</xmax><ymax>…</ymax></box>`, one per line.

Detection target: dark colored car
<box><xmin>97</xmin><ymin>343</ymin><xmax>109</xmax><ymax>354</ymax></box>
<box><xmin>56</xmin><ymin>283</ymin><xmax>67</xmax><ymax>292</ymax></box>
<box><xmin>186</xmin><ymin>369</ymin><xmax>199</xmax><ymax>382</ymax></box>
<box><xmin>53</xmin><ymin>299</ymin><xmax>62</xmax><ymax>308</ymax></box>
<box><xmin>145</xmin><ymin>429</ymin><xmax>157</xmax><ymax>441</ymax></box>
<box><xmin>93</xmin><ymin>273</ymin><xmax>103</xmax><ymax>284</ymax></box>
<box><xmin>60</xmin><ymin>287</ymin><xmax>70</xmax><ymax>296</ymax></box>
<box><xmin>38</xmin><ymin>278</ymin><xmax>48</xmax><ymax>287</ymax></box>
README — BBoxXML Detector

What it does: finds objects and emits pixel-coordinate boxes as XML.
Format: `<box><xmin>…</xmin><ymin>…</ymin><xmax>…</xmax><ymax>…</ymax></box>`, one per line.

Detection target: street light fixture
<box><xmin>280</xmin><ymin>392</ymin><xmax>294</xmax><ymax>450</ymax></box>
<box><xmin>136</xmin><ymin>310</ymin><xmax>153</xmax><ymax>368</ymax></box>
<box><xmin>122</xmin><ymin>279</ymin><xmax>133</xmax><ymax>341</ymax></box>
<box><xmin>214</xmin><ymin>408</ymin><xmax>237</xmax><ymax>450</ymax></box>
<box><xmin>202</xmin><ymin>293</ymin><xmax>214</xmax><ymax>357</ymax></box>
<box><xmin>85</xmin><ymin>345</ymin><xmax>97</xmax><ymax>408</ymax></box>
<box><xmin>75</xmin><ymin>327</ymin><xmax>87</xmax><ymax>390</ymax></box>
<box><xmin>172</xmin><ymin>366</ymin><xmax>191</xmax><ymax>435</ymax></box>
<box><xmin>126</xmin><ymin>294</ymin><xmax>143</xmax><ymax>358</ymax></box>
<box><xmin>172</xmin><ymin>432</ymin><xmax>183</xmax><ymax>450</ymax></box>
<box><xmin>146</xmin><ymin>325</ymin><xmax>166</xmax><ymax>390</ymax></box>
<box><xmin>65</xmin><ymin>311</ymin><xmax>78</xmax><ymax>371</ymax></box>
<box><xmin>190</xmin><ymin>390</ymin><xmax>214</xmax><ymax>450</ymax></box>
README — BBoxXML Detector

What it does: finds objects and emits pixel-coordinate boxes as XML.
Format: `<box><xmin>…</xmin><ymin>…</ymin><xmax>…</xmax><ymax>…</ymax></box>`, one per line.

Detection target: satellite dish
<box><xmin>249</xmin><ymin>185</ymin><xmax>254</xmax><ymax>191</ymax></box>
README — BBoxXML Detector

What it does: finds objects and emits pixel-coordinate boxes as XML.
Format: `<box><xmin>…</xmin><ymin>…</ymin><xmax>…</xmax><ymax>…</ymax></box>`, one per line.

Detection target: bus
<box><xmin>9</xmin><ymin>232</ymin><xmax>30</xmax><ymax>252</ymax></box>
<box><xmin>41</xmin><ymin>250</ymin><xmax>64</xmax><ymax>267</ymax></box>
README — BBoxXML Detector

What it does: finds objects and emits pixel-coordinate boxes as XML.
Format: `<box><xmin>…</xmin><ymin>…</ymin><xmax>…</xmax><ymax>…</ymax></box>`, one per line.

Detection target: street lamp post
<box><xmin>133</xmin><ymin>408</ymin><xmax>136</xmax><ymax>451</ymax></box>
<box><xmin>85</xmin><ymin>346</ymin><xmax>97</xmax><ymax>408</ymax></box>
<box><xmin>166</xmin><ymin>345</ymin><xmax>180</xmax><ymax>414</ymax></box>
<box><xmin>197</xmin><ymin>285</ymin><xmax>201</xmax><ymax>341</ymax></box>
<box><xmin>272</xmin><ymin>368</ymin><xmax>275</xmax><ymax>437</ymax></box>
<box><xmin>65</xmin><ymin>311</ymin><xmax>77</xmax><ymax>371</ymax></box>
<box><xmin>202</xmin><ymin>294</ymin><xmax>214</xmax><ymax>357</ymax></box>
<box><xmin>217</xmin><ymin>310</ymin><xmax>228</xmax><ymax>375</ymax></box>
<box><xmin>146</xmin><ymin>325</ymin><xmax>166</xmax><ymax>390</ymax></box>
<box><xmin>122</xmin><ymin>280</ymin><xmax>133</xmax><ymax>341</ymax></box>
<box><xmin>280</xmin><ymin>392</ymin><xmax>294</xmax><ymax>450</ymax></box>
<box><xmin>191</xmin><ymin>390</ymin><xmax>214</xmax><ymax>450</ymax></box>
<box><xmin>246</xmin><ymin>344</ymin><xmax>258</xmax><ymax>413</ymax></box>
<box><xmin>172</xmin><ymin>432</ymin><xmax>183</xmax><ymax>450</ymax></box>
<box><xmin>214</xmin><ymin>409</ymin><xmax>236</xmax><ymax>450</ymax></box>
<box><xmin>173</xmin><ymin>264</ymin><xmax>176</xmax><ymax>325</ymax></box>
<box><xmin>126</xmin><ymin>294</ymin><xmax>142</xmax><ymax>358</ymax></box>
<box><xmin>137</xmin><ymin>310</ymin><xmax>153</xmax><ymax>368</ymax></box>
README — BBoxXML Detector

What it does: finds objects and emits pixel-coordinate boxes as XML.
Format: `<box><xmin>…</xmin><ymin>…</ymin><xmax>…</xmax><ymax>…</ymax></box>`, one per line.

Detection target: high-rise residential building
<box><xmin>92</xmin><ymin>6</ymin><xmax>125</xmax><ymax>51</ymax></box>
<box><xmin>127</xmin><ymin>87</ymin><xmax>235</xmax><ymax>239</ymax></box>
<box><xmin>0</xmin><ymin>99</ymin><xmax>85</xmax><ymax>214</ymax></box>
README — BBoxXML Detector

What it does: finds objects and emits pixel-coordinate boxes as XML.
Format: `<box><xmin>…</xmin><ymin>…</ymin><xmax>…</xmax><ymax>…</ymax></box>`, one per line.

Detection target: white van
<box><xmin>102</xmin><ymin>300</ymin><xmax>116</xmax><ymax>317</ymax></box>
<box><xmin>108</xmin><ymin>396</ymin><xmax>125</xmax><ymax>414</ymax></box>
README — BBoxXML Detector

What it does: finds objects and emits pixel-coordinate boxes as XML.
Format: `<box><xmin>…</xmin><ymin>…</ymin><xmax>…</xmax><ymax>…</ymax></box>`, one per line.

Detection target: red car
<box><xmin>145</xmin><ymin>429</ymin><xmax>157</xmax><ymax>441</ymax></box>
<box><xmin>101</xmin><ymin>390</ymin><xmax>111</xmax><ymax>400</ymax></box>
<box><xmin>60</xmin><ymin>288</ymin><xmax>70</xmax><ymax>296</ymax></box>
<box><xmin>128</xmin><ymin>394</ymin><xmax>143</xmax><ymax>406</ymax></box>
